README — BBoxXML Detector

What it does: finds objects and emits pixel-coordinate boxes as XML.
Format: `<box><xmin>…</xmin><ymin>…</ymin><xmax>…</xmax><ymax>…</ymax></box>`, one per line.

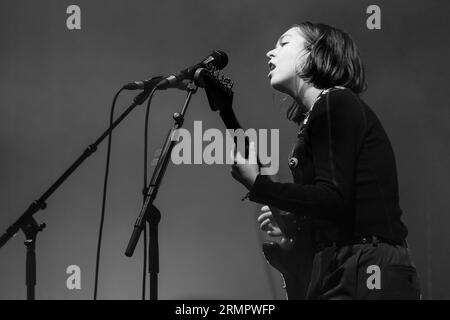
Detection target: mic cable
<box><xmin>93</xmin><ymin>87</ymin><xmax>124</xmax><ymax>300</ymax></box>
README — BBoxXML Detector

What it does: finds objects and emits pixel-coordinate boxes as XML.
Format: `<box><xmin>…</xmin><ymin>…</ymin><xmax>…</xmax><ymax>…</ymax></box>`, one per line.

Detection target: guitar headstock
<box><xmin>194</xmin><ymin>66</ymin><xmax>234</xmax><ymax>112</ymax></box>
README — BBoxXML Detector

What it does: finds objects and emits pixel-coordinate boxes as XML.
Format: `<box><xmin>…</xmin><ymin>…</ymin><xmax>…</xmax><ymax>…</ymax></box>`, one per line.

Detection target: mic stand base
<box><xmin>23</xmin><ymin>217</ymin><xmax>46</xmax><ymax>300</ymax></box>
<box><xmin>147</xmin><ymin>204</ymin><xmax>160</xmax><ymax>300</ymax></box>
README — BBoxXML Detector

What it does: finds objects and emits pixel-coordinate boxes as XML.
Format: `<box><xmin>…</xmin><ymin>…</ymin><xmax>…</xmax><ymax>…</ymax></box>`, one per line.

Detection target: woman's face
<box><xmin>266</xmin><ymin>27</ymin><xmax>309</xmax><ymax>95</ymax></box>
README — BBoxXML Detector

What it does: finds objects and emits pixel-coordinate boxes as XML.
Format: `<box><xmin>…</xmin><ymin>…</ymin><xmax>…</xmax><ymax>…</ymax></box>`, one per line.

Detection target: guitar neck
<box><xmin>219</xmin><ymin>108</ymin><xmax>243</xmax><ymax>130</ymax></box>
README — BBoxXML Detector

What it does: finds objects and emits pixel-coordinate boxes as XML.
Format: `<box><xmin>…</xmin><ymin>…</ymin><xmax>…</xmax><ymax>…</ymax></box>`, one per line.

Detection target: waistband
<box><xmin>315</xmin><ymin>235</ymin><xmax>408</xmax><ymax>252</ymax></box>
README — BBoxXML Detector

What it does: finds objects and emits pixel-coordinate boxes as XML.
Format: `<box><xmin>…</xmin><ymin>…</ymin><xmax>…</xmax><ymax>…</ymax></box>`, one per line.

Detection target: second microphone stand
<box><xmin>125</xmin><ymin>80</ymin><xmax>199</xmax><ymax>300</ymax></box>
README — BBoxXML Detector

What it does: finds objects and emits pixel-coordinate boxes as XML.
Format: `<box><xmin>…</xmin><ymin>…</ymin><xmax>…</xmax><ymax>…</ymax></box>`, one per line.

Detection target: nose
<box><xmin>266</xmin><ymin>48</ymin><xmax>275</xmax><ymax>59</ymax></box>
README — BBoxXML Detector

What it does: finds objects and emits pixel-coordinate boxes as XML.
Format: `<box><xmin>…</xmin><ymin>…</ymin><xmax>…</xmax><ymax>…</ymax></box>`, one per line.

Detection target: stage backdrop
<box><xmin>1</xmin><ymin>0</ymin><xmax>449</xmax><ymax>299</ymax></box>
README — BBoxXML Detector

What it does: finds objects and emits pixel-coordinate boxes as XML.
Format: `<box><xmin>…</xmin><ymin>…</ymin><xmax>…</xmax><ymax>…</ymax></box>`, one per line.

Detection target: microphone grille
<box><xmin>211</xmin><ymin>50</ymin><xmax>228</xmax><ymax>70</ymax></box>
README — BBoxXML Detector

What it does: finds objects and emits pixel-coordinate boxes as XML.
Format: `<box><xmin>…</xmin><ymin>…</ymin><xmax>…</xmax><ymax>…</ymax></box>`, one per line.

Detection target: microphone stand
<box><xmin>0</xmin><ymin>86</ymin><xmax>156</xmax><ymax>299</ymax></box>
<box><xmin>23</xmin><ymin>217</ymin><xmax>46</xmax><ymax>300</ymax></box>
<box><xmin>125</xmin><ymin>80</ymin><xmax>198</xmax><ymax>300</ymax></box>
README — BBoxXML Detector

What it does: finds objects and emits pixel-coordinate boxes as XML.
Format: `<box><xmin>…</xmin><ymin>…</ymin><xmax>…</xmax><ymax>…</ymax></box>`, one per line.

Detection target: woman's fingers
<box><xmin>230</xmin><ymin>145</ymin><xmax>236</xmax><ymax>163</ymax></box>
<box><xmin>230</xmin><ymin>144</ymin><xmax>245</xmax><ymax>164</ymax></box>
<box><xmin>257</xmin><ymin>211</ymin><xmax>272</xmax><ymax>223</ymax></box>
<box><xmin>257</xmin><ymin>205</ymin><xmax>282</xmax><ymax>235</ymax></box>
<box><xmin>231</xmin><ymin>142</ymin><xmax>257</xmax><ymax>164</ymax></box>
<box><xmin>260</xmin><ymin>218</ymin><xmax>273</xmax><ymax>231</ymax></box>
<box><xmin>268</xmin><ymin>227</ymin><xmax>282</xmax><ymax>237</ymax></box>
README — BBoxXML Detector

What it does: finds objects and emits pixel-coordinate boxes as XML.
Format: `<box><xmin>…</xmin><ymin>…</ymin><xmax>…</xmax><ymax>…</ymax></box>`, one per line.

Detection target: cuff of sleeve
<box><xmin>248</xmin><ymin>174</ymin><xmax>273</xmax><ymax>203</ymax></box>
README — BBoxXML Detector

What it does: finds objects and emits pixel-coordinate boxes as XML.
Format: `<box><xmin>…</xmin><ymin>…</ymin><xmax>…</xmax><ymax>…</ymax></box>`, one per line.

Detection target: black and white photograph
<box><xmin>0</xmin><ymin>0</ymin><xmax>449</xmax><ymax>308</ymax></box>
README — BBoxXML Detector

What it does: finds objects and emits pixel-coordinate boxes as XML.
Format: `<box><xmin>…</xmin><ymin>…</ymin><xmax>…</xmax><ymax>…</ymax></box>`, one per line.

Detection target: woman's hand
<box><xmin>230</xmin><ymin>141</ymin><xmax>260</xmax><ymax>190</ymax></box>
<box><xmin>257</xmin><ymin>205</ymin><xmax>282</xmax><ymax>237</ymax></box>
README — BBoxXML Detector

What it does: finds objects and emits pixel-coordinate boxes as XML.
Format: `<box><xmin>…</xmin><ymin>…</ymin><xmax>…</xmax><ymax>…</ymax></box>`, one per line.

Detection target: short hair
<box><xmin>286</xmin><ymin>22</ymin><xmax>367</xmax><ymax>123</ymax></box>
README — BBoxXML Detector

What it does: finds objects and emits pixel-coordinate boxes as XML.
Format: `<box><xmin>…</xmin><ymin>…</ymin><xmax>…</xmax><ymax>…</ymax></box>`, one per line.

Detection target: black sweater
<box><xmin>249</xmin><ymin>87</ymin><xmax>408</xmax><ymax>243</ymax></box>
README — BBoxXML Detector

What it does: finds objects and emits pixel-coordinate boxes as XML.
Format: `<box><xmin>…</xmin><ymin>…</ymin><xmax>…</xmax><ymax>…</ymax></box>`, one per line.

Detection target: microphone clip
<box><xmin>123</xmin><ymin>76</ymin><xmax>164</xmax><ymax>91</ymax></box>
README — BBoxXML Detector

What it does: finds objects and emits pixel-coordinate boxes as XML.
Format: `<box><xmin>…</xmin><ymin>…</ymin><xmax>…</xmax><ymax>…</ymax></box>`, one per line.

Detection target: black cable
<box><xmin>93</xmin><ymin>87</ymin><xmax>124</xmax><ymax>300</ymax></box>
<box><xmin>142</xmin><ymin>87</ymin><xmax>157</xmax><ymax>300</ymax></box>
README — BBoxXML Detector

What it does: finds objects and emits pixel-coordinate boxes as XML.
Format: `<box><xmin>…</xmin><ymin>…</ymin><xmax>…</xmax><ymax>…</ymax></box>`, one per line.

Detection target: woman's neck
<box><xmin>295</xmin><ymin>85</ymin><xmax>323</xmax><ymax>111</ymax></box>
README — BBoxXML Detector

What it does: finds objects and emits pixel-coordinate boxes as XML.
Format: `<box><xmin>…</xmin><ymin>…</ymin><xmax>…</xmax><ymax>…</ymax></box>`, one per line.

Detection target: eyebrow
<box><xmin>277</xmin><ymin>34</ymin><xmax>292</xmax><ymax>45</ymax></box>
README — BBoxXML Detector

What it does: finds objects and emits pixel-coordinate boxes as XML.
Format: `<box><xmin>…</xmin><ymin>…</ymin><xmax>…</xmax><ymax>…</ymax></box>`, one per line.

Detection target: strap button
<box><xmin>288</xmin><ymin>157</ymin><xmax>299</xmax><ymax>169</ymax></box>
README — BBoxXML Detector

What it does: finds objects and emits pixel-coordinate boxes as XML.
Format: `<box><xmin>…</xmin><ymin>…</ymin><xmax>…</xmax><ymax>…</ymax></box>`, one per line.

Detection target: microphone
<box><xmin>157</xmin><ymin>50</ymin><xmax>228</xmax><ymax>90</ymax></box>
<box><xmin>122</xmin><ymin>50</ymin><xmax>228</xmax><ymax>91</ymax></box>
<box><xmin>156</xmin><ymin>50</ymin><xmax>228</xmax><ymax>90</ymax></box>
<box><xmin>122</xmin><ymin>76</ymin><xmax>164</xmax><ymax>90</ymax></box>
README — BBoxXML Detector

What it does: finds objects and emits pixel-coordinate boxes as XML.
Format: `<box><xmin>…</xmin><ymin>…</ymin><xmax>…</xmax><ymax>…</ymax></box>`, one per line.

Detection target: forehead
<box><xmin>277</xmin><ymin>27</ymin><xmax>305</xmax><ymax>43</ymax></box>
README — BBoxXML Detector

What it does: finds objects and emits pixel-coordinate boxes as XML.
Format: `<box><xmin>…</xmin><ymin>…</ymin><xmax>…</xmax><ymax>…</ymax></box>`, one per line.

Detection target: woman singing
<box><xmin>230</xmin><ymin>22</ymin><xmax>421</xmax><ymax>299</ymax></box>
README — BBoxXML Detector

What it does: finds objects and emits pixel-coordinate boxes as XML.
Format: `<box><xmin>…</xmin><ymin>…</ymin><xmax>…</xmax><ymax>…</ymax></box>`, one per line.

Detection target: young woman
<box><xmin>230</xmin><ymin>22</ymin><xmax>421</xmax><ymax>299</ymax></box>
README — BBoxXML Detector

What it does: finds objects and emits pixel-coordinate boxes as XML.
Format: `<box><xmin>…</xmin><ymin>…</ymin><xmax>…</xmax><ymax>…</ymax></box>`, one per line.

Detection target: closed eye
<box><xmin>274</xmin><ymin>42</ymin><xmax>288</xmax><ymax>50</ymax></box>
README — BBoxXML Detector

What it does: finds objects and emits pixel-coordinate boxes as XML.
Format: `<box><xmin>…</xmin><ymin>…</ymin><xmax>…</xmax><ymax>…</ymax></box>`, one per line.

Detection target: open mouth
<box><xmin>268</xmin><ymin>62</ymin><xmax>276</xmax><ymax>71</ymax></box>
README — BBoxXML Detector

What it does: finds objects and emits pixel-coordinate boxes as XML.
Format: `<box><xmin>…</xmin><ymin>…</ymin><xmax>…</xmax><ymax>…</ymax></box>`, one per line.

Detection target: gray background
<box><xmin>0</xmin><ymin>0</ymin><xmax>449</xmax><ymax>299</ymax></box>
